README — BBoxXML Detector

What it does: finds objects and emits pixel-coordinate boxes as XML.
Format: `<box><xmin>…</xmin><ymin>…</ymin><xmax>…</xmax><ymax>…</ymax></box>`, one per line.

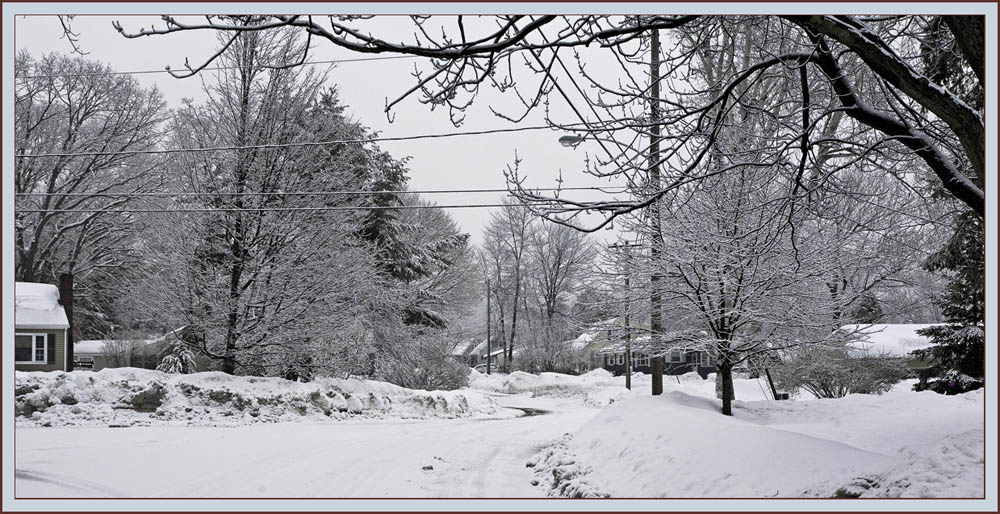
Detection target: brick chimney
<box><xmin>59</xmin><ymin>273</ymin><xmax>74</xmax><ymax>371</ymax></box>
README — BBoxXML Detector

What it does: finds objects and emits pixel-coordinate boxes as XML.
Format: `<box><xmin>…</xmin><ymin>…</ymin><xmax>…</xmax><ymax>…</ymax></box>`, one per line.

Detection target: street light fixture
<box><xmin>558</xmin><ymin>134</ymin><xmax>585</xmax><ymax>148</ymax></box>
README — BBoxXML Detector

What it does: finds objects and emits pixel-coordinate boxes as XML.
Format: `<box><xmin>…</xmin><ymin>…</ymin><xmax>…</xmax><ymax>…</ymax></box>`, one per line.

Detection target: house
<box><xmin>586</xmin><ymin>322</ymin><xmax>716</xmax><ymax>379</ymax></box>
<box><xmin>14</xmin><ymin>278</ymin><xmax>73</xmax><ymax>372</ymax></box>
<box><xmin>600</xmin><ymin>342</ymin><xmax>715</xmax><ymax>379</ymax></box>
<box><xmin>842</xmin><ymin>323</ymin><xmax>938</xmax><ymax>370</ymax></box>
<box><xmin>448</xmin><ymin>338</ymin><xmax>479</xmax><ymax>367</ymax></box>
<box><xmin>74</xmin><ymin>326</ymin><xmax>211</xmax><ymax>372</ymax></box>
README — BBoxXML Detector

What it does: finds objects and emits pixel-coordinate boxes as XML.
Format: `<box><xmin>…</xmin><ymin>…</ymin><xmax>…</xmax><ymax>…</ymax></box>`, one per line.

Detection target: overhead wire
<box><xmin>14</xmin><ymin>203</ymin><xmax>576</xmax><ymax>214</ymax></box>
<box><xmin>18</xmin><ymin>54</ymin><xmax>421</xmax><ymax>79</ymax></box>
<box><xmin>15</xmin><ymin>186</ymin><xmax>627</xmax><ymax>198</ymax></box>
<box><xmin>15</xmin><ymin>122</ymin><xmax>602</xmax><ymax>159</ymax></box>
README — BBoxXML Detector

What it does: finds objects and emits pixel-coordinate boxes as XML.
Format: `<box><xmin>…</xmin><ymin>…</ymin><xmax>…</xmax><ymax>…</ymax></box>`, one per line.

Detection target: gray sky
<box><xmin>15</xmin><ymin>15</ymin><xmax>624</xmax><ymax>245</ymax></box>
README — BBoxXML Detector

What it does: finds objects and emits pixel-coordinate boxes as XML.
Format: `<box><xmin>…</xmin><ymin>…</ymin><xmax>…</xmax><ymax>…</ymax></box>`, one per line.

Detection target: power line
<box><xmin>15</xmin><ymin>203</ymin><xmax>550</xmax><ymax>214</ymax></box>
<box><xmin>19</xmin><ymin>54</ymin><xmax>420</xmax><ymax>80</ymax></box>
<box><xmin>16</xmin><ymin>122</ymin><xmax>597</xmax><ymax>159</ymax></box>
<box><xmin>15</xmin><ymin>186</ymin><xmax>627</xmax><ymax>198</ymax></box>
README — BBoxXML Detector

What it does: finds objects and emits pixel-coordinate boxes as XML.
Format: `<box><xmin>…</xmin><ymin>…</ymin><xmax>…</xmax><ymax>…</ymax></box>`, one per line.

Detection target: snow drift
<box><xmin>15</xmin><ymin>368</ymin><xmax>512</xmax><ymax>427</ymax></box>
<box><xmin>528</xmin><ymin>380</ymin><xmax>984</xmax><ymax>498</ymax></box>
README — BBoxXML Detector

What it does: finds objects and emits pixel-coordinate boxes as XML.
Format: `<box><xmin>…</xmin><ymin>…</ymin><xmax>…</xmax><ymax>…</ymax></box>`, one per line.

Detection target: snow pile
<box><xmin>14</xmin><ymin>282</ymin><xmax>69</xmax><ymax>328</ymax></box>
<box><xmin>15</xmin><ymin>368</ymin><xmax>512</xmax><ymax>427</ymax></box>
<box><xmin>470</xmin><ymin>368</ymin><xmax>779</xmax><ymax>406</ymax></box>
<box><xmin>531</xmin><ymin>381</ymin><xmax>983</xmax><ymax>498</ymax></box>
<box><xmin>469</xmin><ymin>368</ymin><xmax>623</xmax><ymax>399</ymax></box>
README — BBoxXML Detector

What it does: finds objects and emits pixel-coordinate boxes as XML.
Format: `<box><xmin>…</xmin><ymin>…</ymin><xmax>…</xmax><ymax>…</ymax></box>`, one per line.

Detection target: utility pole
<box><xmin>624</xmin><ymin>275</ymin><xmax>631</xmax><ymax>390</ymax></box>
<box><xmin>610</xmin><ymin>241</ymin><xmax>641</xmax><ymax>390</ymax></box>
<box><xmin>649</xmin><ymin>27</ymin><xmax>664</xmax><ymax>396</ymax></box>
<box><xmin>486</xmin><ymin>279</ymin><xmax>492</xmax><ymax>375</ymax></box>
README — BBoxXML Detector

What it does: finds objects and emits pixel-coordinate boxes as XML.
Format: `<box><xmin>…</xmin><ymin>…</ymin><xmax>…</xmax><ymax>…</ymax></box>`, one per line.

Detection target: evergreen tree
<box><xmin>157</xmin><ymin>341</ymin><xmax>197</xmax><ymax>374</ymax></box>
<box><xmin>913</xmin><ymin>211</ymin><xmax>984</xmax><ymax>394</ymax></box>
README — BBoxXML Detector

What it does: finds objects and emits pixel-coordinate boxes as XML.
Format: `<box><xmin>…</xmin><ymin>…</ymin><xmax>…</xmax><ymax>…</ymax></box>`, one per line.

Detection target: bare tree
<box><xmin>481</xmin><ymin>199</ymin><xmax>534</xmax><ymax>372</ymax></box>
<box><xmin>114</xmin><ymin>15</ymin><xmax>983</xmax><ymax>221</ymax></box>
<box><xmin>14</xmin><ymin>51</ymin><xmax>165</xmax><ymax>336</ymax></box>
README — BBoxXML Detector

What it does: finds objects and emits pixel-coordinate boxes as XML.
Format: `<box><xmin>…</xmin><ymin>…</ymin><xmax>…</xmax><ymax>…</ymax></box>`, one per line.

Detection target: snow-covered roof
<box><xmin>74</xmin><ymin>327</ymin><xmax>189</xmax><ymax>356</ymax></box>
<box><xmin>571</xmin><ymin>332</ymin><xmax>596</xmax><ymax>350</ymax></box>
<box><xmin>450</xmin><ymin>339</ymin><xmax>476</xmax><ymax>356</ymax></box>
<box><xmin>843</xmin><ymin>324</ymin><xmax>938</xmax><ymax>358</ymax></box>
<box><xmin>74</xmin><ymin>340</ymin><xmax>109</xmax><ymax>355</ymax></box>
<box><xmin>14</xmin><ymin>282</ymin><xmax>69</xmax><ymax>329</ymax></box>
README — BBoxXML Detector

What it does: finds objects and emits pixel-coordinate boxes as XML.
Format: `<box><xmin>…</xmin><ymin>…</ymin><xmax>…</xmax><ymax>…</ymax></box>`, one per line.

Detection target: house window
<box><xmin>634</xmin><ymin>353</ymin><xmax>650</xmax><ymax>367</ymax></box>
<box><xmin>668</xmin><ymin>350</ymin><xmax>684</xmax><ymax>363</ymax></box>
<box><xmin>616</xmin><ymin>353</ymin><xmax>624</xmax><ymax>365</ymax></box>
<box><xmin>15</xmin><ymin>333</ymin><xmax>47</xmax><ymax>364</ymax></box>
<box><xmin>700</xmin><ymin>352</ymin><xmax>711</xmax><ymax>366</ymax></box>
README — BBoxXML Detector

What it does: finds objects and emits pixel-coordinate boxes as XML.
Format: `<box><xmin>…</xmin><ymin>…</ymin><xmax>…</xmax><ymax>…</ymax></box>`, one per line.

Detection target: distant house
<box><xmin>574</xmin><ymin>319</ymin><xmax>715</xmax><ymax>378</ymax></box>
<box><xmin>600</xmin><ymin>341</ymin><xmax>715</xmax><ymax>379</ymax></box>
<box><xmin>448</xmin><ymin>338</ymin><xmax>479</xmax><ymax>367</ymax></box>
<box><xmin>14</xmin><ymin>281</ymin><xmax>72</xmax><ymax>372</ymax></box>
<box><xmin>74</xmin><ymin>326</ymin><xmax>210</xmax><ymax>372</ymax></box>
<box><xmin>842</xmin><ymin>324</ymin><xmax>938</xmax><ymax>370</ymax></box>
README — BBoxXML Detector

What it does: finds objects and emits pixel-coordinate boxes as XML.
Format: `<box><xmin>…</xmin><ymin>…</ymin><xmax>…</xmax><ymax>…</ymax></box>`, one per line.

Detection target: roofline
<box><xmin>15</xmin><ymin>323</ymin><xmax>70</xmax><ymax>330</ymax></box>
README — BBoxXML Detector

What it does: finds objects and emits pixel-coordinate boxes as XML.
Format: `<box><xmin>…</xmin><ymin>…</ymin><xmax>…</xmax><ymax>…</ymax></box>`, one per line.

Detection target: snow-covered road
<box><xmin>15</xmin><ymin>394</ymin><xmax>600</xmax><ymax>498</ymax></box>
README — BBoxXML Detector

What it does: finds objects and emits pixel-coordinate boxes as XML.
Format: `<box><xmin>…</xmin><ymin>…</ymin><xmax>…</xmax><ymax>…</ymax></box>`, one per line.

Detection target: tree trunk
<box><xmin>718</xmin><ymin>357</ymin><xmax>734</xmax><ymax>416</ymax></box>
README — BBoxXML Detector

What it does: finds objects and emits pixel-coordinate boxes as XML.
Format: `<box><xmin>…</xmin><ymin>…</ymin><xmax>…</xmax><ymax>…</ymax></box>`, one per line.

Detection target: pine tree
<box><xmin>157</xmin><ymin>341</ymin><xmax>197</xmax><ymax>374</ymax></box>
<box><xmin>913</xmin><ymin>211</ymin><xmax>984</xmax><ymax>394</ymax></box>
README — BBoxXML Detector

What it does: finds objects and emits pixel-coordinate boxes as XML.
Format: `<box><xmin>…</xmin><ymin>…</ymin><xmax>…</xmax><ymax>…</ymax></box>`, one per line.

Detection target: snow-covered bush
<box><xmin>774</xmin><ymin>344</ymin><xmax>908</xmax><ymax>398</ymax></box>
<box><xmin>377</xmin><ymin>334</ymin><xmax>470</xmax><ymax>391</ymax></box>
<box><xmin>157</xmin><ymin>341</ymin><xmax>197</xmax><ymax>374</ymax></box>
<box><xmin>513</xmin><ymin>345</ymin><xmax>593</xmax><ymax>375</ymax></box>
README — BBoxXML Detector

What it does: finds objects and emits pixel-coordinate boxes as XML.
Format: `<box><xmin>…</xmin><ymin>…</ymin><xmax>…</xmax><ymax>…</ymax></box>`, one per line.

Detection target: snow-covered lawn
<box><xmin>14</xmin><ymin>369</ymin><xmax>984</xmax><ymax>498</ymax></box>
<box><xmin>528</xmin><ymin>379</ymin><xmax>984</xmax><ymax>498</ymax></box>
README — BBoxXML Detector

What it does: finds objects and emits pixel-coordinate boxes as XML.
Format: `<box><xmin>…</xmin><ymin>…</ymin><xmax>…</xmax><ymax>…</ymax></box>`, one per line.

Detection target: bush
<box><xmin>512</xmin><ymin>343</ymin><xmax>593</xmax><ymax>375</ymax></box>
<box><xmin>913</xmin><ymin>369</ymin><xmax>983</xmax><ymax>395</ymax></box>
<box><xmin>774</xmin><ymin>343</ymin><xmax>909</xmax><ymax>398</ymax></box>
<box><xmin>377</xmin><ymin>335</ymin><xmax>470</xmax><ymax>391</ymax></box>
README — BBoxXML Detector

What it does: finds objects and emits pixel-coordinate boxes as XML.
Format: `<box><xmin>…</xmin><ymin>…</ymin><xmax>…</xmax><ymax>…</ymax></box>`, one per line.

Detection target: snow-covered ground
<box><xmin>528</xmin><ymin>379</ymin><xmax>984</xmax><ymax>498</ymax></box>
<box><xmin>15</xmin><ymin>392</ymin><xmax>599</xmax><ymax>498</ymax></box>
<box><xmin>14</xmin><ymin>369</ymin><xmax>985</xmax><ymax>498</ymax></box>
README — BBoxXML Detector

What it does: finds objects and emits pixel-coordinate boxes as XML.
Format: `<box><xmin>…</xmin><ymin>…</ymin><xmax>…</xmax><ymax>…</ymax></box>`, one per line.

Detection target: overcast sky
<box><xmin>15</xmin><ymin>15</ymin><xmax>625</xmax><ymax>245</ymax></box>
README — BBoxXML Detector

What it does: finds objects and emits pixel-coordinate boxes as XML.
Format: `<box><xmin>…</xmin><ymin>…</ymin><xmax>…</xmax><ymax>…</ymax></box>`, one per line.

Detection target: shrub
<box><xmin>774</xmin><ymin>343</ymin><xmax>909</xmax><ymax>398</ymax></box>
<box><xmin>378</xmin><ymin>335</ymin><xmax>470</xmax><ymax>391</ymax></box>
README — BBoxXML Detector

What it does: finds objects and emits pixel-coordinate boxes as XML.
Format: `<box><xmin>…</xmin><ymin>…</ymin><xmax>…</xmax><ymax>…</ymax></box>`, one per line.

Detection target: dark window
<box><xmin>15</xmin><ymin>334</ymin><xmax>46</xmax><ymax>363</ymax></box>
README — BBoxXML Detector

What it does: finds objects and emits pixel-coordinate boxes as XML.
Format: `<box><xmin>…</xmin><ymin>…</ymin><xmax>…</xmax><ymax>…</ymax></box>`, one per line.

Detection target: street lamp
<box><xmin>558</xmin><ymin>134</ymin><xmax>586</xmax><ymax>148</ymax></box>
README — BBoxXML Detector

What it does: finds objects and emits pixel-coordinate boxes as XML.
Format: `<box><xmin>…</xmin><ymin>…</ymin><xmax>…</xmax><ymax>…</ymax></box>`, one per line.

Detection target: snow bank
<box><xmin>15</xmin><ymin>368</ymin><xmax>512</xmax><ymax>427</ymax></box>
<box><xmin>530</xmin><ymin>381</ymin><xmax>983</xmax><ymax>498</ymax></box>
<box><xmin>470</xmin><ymin>368</ymin><xmax>778</xmax><ymax>407</ymax></box>
<box><xmin>469</xmin><ymin>368</ymin><xmax>624</xmax><ymax>400</ymax></box>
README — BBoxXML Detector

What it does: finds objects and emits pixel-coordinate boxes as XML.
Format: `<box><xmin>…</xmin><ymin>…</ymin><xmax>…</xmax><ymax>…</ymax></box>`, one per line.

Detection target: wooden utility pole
<box><xmin>486</xmin><ymin>279</ymin><xmax>492</xmax><ymax>375</ymax></box>
<box><xmin>624</xmin><ymin>276</ymin><xmax>631</xmax><ymax>390</ymax></box>
<box><xmin>649</xmin><ymin>27</ymin><xmax>664</xmax><ymax>396</ymax></box>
